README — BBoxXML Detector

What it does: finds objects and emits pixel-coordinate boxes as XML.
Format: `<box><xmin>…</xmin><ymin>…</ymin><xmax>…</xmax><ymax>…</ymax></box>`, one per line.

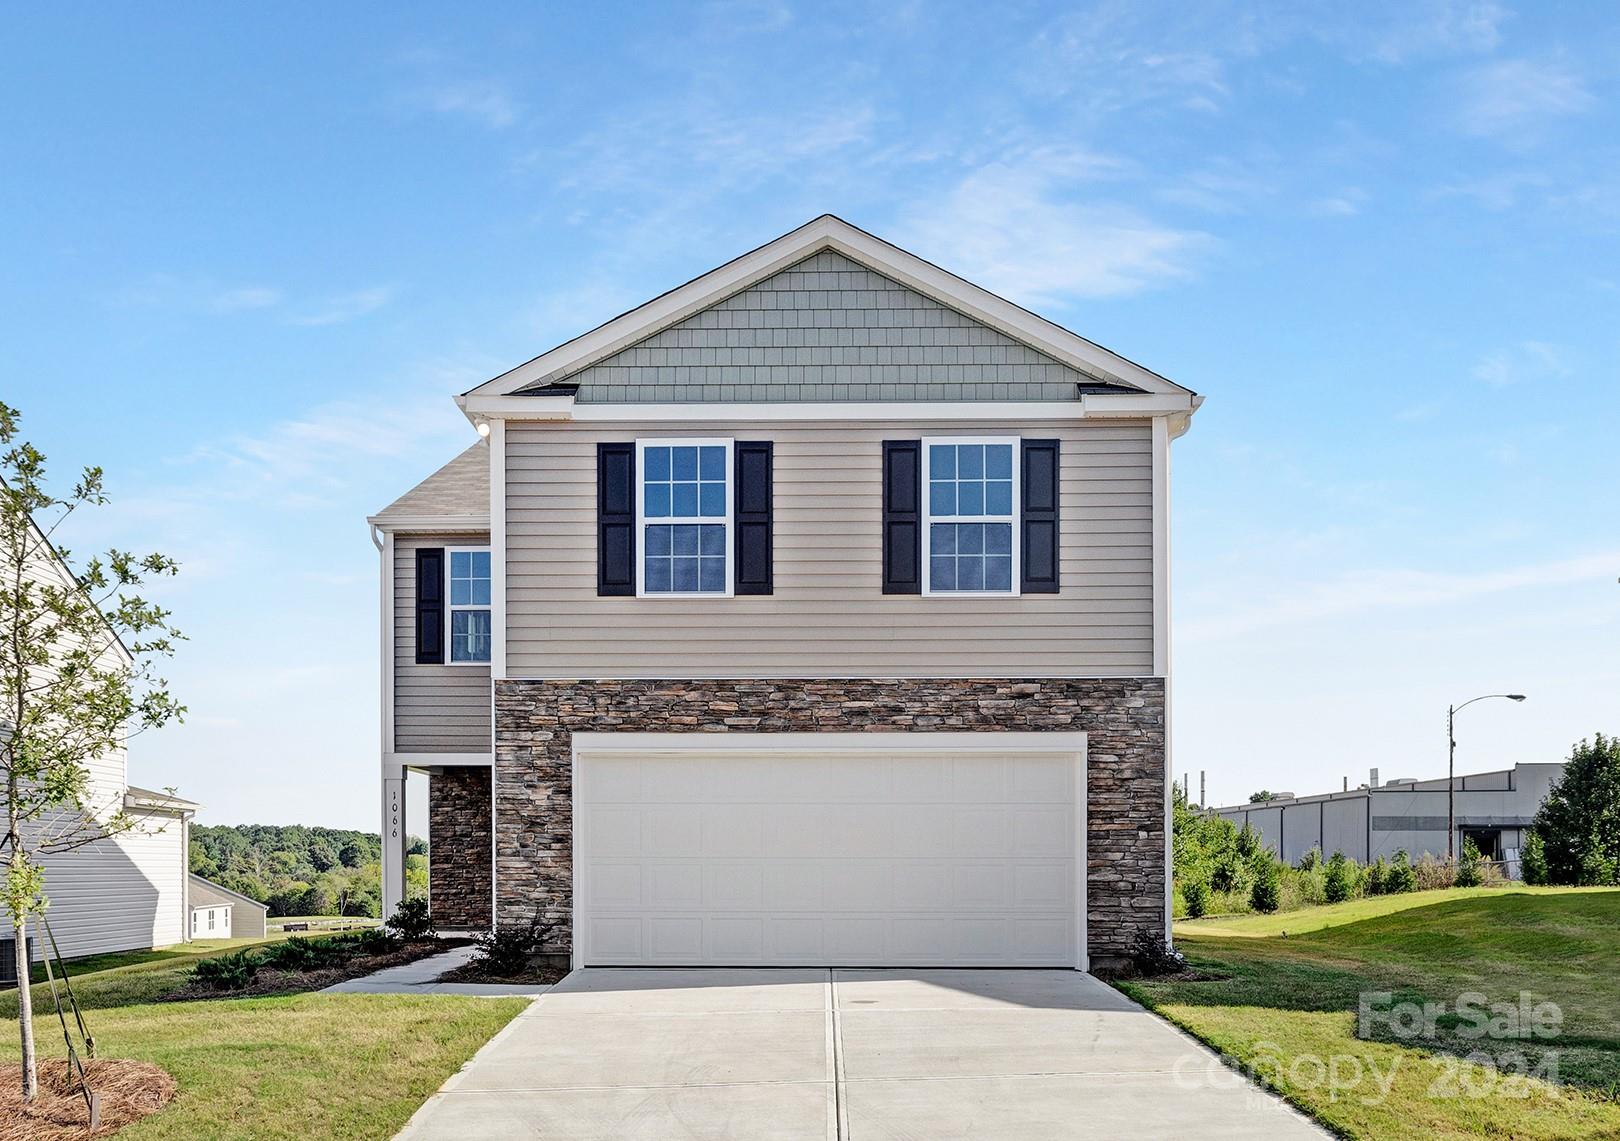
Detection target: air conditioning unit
<box><xmin>0</xmin><ymin>937</ymin><xmax>37</xmax><ymax>985</ymax></box>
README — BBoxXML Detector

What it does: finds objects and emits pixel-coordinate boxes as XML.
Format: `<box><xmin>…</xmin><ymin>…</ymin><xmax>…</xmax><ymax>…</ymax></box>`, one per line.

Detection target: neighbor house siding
<box><xmin>393</xmin><ymin>533</ymin><xmax>492</xmax><ymax>753</ymax></box>
<box><xmin>504</xmin><ymin>419</ymin><xmax>1153</xmax><ymax>678</ymax></box>
<box><xmin>0</xmin><ymin>807</ymin><xmax>188</xmax><ymax>961</ymax></box>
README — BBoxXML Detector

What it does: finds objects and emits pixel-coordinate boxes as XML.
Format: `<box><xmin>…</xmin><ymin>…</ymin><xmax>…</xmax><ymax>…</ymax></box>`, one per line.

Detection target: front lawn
<box><xmin>0</xmin><ymin>940</ymin><xmax>527</xmax><ymax>1139</ymax></box>
<box><xmin>1121</xmin><ymin>887</ymin><xmax>1620</xmax><ymax>1140</ymax></box>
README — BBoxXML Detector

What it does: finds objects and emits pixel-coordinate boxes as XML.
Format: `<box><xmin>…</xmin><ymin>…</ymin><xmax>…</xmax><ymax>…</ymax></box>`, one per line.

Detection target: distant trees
<box><xmin>188</xmin><ymin>824</ymin><xmax>427</xmax><ymax>918</ymax></box>
<box><xmin>1248</xmin><ymin>790</ymin><xmax>1277</xmax><ymax>803</ymax></box>
<box><xmin>1530</xmin><ymin>735</ymin><xmax>1620</xmax><ymax>886</ymax></box>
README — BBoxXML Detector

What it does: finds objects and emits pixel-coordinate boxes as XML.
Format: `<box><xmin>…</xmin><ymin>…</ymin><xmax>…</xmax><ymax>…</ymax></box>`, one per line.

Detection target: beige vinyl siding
<box><xmin>505</xmin><ymin>419</ymin><xmax>1153</xmax><ymax>677</ymax></box>
<box><xmin>393</xmin><ymin>533</ymin><xmax>492</xmax><ymax>752</ymax></box>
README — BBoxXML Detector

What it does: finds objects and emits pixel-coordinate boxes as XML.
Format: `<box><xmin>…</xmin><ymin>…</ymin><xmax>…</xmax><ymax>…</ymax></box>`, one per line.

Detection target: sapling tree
<box><xmin>0</xmin><ymin>403</ymin><xmax>182</xmax><ymax>1100</ymax></box>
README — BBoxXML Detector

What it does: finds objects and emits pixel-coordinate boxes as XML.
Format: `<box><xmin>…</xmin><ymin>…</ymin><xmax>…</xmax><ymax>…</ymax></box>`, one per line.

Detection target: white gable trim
<box><xmin>462</xmin><ymin>216</ymin><xmax>1192</xmax><ymax>400</ymax></box>
<box><xmin>459</xmin><ymin>394</ymin><xmax>1199</xmax><ymax>423</ymax></box>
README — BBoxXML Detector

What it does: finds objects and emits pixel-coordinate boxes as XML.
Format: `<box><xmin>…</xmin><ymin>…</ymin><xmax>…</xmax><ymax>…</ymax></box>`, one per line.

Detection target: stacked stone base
<box><xmin>427</xmin><ymin>766</ymin><xmax>493</xmax><ymax>930</ymax></box>
<box><xmin>489</xmin><ymin>677</ymin><xmax>1166</xmax><ymax>967</ymax></box>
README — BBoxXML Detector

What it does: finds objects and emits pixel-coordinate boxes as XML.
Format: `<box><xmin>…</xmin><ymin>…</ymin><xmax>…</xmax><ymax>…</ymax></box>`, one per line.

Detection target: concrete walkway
<box><xmin>396</xmin><ymin>968</ymin><xmax>1330</xmax><ymax>1140</ymax></box>
<box><xmin>323</xmin><ymin>945</ymin><xmax>551</xmax><ymax>998</ymax></box>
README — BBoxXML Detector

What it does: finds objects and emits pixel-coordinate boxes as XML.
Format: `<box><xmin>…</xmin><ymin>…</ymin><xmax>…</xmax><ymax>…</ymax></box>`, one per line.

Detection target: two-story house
<box><xmin>369</xmin><ymin>216</ymin><xmax>1200</xmax><ymax>971</ymax></box>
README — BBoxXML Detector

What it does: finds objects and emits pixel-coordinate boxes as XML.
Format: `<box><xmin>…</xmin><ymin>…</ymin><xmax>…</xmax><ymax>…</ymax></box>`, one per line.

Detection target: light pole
<box><xmin>1448</xmin><ymin>694</ymin><xmax>1527</xmax><ymax>861</ymax></box>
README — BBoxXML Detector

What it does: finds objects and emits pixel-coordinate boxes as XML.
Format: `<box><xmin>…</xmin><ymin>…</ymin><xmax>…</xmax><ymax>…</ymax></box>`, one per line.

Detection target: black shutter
<box><xmin>882</xmin><ymin>440</ymin><xmax>922</xmax><ymax>594</ymax></box>
<box><xmin>415</xmin><ymin>547</ymin><xmax>445</xmax><ymax>664</ymax></box>
<box><xmin>734</xmin><ymin>441</ymin><xmax>773</xmax><ymax>595</ymax></box>
<box><xmin>597</xmin><ymin>442</ymin><xmax>636</xmax><ymax>596</ymax></box>
<box><xmin>1021</xmin><ymin>439</ymin><xmax>1060</xmax><ymax>594</ymax></box>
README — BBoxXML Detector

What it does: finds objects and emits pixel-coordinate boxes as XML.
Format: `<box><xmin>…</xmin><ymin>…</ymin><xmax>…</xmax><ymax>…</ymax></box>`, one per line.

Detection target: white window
<box><xmin>923</xmin><ymin>437</ymin><xmax>1020</xmax><ymax>596</ymax></box>
<box><xmin>446</xmin><ymin>547</ymin><xmax>492</xmax><ymax>663</ymax></box>
<box><xmin>636</xmin><ymin>439</ymin><xmax>733</xmax><ymax>596</ymax></box>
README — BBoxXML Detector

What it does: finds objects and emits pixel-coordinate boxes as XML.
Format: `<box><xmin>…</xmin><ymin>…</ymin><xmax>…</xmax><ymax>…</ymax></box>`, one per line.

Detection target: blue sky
<box><xmin>5</xmin><ymin>2</ymin><xmax>1617</xmax><ymax>829</ymax></box>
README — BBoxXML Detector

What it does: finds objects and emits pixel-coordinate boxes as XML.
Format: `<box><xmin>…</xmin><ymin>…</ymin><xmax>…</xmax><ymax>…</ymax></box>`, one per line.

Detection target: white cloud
<box><xmin>1450</xmin><ymin>59</ymin><xmax>1594</xmax><ymax>138</ymax></box>
<box><xmin>1343</xmin><ymin>0</ymin><xmax>1507</xmax><ymax>63</ymax></box>
<box><xmin>209</xmin><ymin>286</ymin><xmax>282</xmax><ymax>313</ymax></box>
<box><xmin>420</xmin><ymin>80</ymin><xmax>519</xmax><ymax>129</ymax></box>
<box><xmin>1471</xmin><ymin>340</ymin><xmax>1568</xmax><ymax>387</ymax></box>
<box><xmin>287</xmin><ymin>286</ymin><xmax>395</xmax><ymax>327</ymax></box>
<box><xmin>1184</xmin><ymin>551</ymin><xmax>1620</xmax><ymax>642</ymax></box>
<box><xmin>895</xmin><ymin>150</ymin><xmax>1211</xmax><ymax>305</ymax></box>
<box><xmin>1308</xmin><ymin>188</ymin><xmax>1368</xmax><ymax>216</ymax></box>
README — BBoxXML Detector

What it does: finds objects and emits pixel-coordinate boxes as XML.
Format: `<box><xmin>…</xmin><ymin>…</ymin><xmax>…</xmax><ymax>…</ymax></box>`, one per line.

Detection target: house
<box><xmin>1211</xmin><ymin>761</ymin><xmax>1564</xmax><ymax>875</ymax></box>
<box><xmin>0</xmin><ymin>516</ymin><xmax>199</xmax><ymax>965</ymax></box>
<box><xmin>189</xmin><ymin>874</ymin><xmax>270</xmax><ymax>940</ymax></box>
<box><xmin>368</xmin><ymin>216</ymin><xmax>1202</xmax><ymax>970</ymax></box>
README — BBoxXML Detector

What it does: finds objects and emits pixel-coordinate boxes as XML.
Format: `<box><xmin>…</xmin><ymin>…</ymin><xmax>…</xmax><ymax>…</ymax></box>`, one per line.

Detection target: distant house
<box><xmin>189</xmin><ymin>874</ymin><xmax>269</xmax><ymax>940</ymax></box>
<box><xmin>0</xmin><ymin>514</ymin><xmax>198</xmax><ymax>965</ymax></box>
<box><xmin>1211</xmin><ymin>762</ymin><xmax>1565</xmax><ymax>874</ymax></box>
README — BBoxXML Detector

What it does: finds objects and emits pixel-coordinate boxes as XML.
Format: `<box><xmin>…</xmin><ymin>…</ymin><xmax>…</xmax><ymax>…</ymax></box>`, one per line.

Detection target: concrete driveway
<box><xmin>398</xmin><ymin>968</ymin><xmax>1329</xmax><ymax>1140</ymax></box>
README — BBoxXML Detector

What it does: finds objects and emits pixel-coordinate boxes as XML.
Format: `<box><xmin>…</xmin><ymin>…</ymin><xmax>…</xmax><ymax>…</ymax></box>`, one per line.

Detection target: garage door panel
<box><xmin>576</xmin><ymin>746</ymin><xmax>1083</xmax><ymax>967</ymax></box>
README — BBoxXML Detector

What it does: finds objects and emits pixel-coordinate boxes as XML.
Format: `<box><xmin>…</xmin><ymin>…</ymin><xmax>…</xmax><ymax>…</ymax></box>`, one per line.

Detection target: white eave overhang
<box><xmin>365</xmin><ymin>513</ymin><xmax>492</xmax><ymax>534</ymax></box>
<box><xmin>125</xmin><ymin>787</ymin><xmax>201</xmax><ymax>815</ymax></box>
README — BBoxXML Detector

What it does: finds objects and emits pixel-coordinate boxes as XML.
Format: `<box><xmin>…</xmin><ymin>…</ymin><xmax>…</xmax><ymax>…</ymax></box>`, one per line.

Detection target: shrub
<box><xmin>1521</xmin><ymin>830</ymin><xmax>1549</xmax><ymax>885</ymax></box>
<box><xmin>1130</xmin><ymin>930</ymin><xmax>1189</xmax><ymax>976</ymax></box>
<box><xmin>191</xmin><ymin>949</ymin><xmax>259</xmax><ymax>991</ymax></box>
<box><xmin>1235</xmin><ymin>822</ymin><xmax>1260</xmax><ymax>860</ymax></box>
<box><xmin>1455</xmin><ymin>838</ymin><xmax>1483</xmax><ymax>888</ymax></box>
<box><xmin>1414</xmin><ymin>853</ymin><xmax>1454</xmax><ymax>892</ymax></box>
<box><xmin>1182</xmin><ymin>879</ymin><xmax>1209</xmax><ymax>919</ymax></box>
<box><xmin>257</xmin><ymin>936</ymin><xmax>349</xmax><ymax>972</ymax></box>
<box><xmin>470</xmin><ymin>915</ymin><xmax>563</xmax><ymax>976</ymax></box>
<box><xmin>1323</xmin><ymin>852</ymin><xmax>1353</xmax><ymax>903</ymax></box>
<box><xmin>1249</xmin><ymin>860</ymin><xmax>1281</xmax><ymax>913</ymax></box>
<box><xmin>353</xmin><ymin>927</ymin><xmax>403</xmax><ymax>955</ymax></box>
<box><xmin>1386</xmin><ymin>850</ymin><xmax>1417</xmax><ymax>894</ymax></box>
<box><xmin>384</xmin><ymin>897</ymin><xmax>437</xmax><ymax>941</ymax></box>
<box><xmin>1532</xmin><ymin>734</ymin><xmax>1620</xmax><ymax>886</ymax></box>
<box><xmin>1210</xmin><ymin>851</ymin><xmax>1246</xmax><ymax>894</ymax></box>
<box><xmin>1297</xmin><ymin>848</ymin><xmax>1320</xmax><ymax>873</ymax></box>
<box><xmin>1365</xmin><ymin>857</ymin><xmax>1388</xmax><ymax>895</ymax></box>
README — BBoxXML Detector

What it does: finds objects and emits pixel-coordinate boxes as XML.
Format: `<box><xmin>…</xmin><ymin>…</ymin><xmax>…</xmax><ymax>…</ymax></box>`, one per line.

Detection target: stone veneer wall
<box><xmin>493</xmin><ymin>678</ymin><xmax>1166</xmax><ymax>965</ymax></box>
<box><xmin>428</xmin><ymin>766</ymin><xmax>493</xmax><ymax>930</ymax></box>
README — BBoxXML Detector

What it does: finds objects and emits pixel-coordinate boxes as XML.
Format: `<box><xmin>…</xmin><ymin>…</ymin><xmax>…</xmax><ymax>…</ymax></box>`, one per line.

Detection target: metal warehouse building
<box><xmin>1211</xmin><ymin>762</ymin><xmax>1564</xmax><ymax>873</ymax></box>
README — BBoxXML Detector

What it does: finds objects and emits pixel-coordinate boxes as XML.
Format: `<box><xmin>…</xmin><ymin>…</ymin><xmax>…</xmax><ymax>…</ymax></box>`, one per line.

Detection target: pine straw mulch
<box><xmin>162</xmin><ymin>938</ymin><xmax>466</xmax><ymax>1002</ymax></box>
<box><xmin>0</xmin><ymin>1058</ymin><xmax>175</xmax><ymax>1140</ymax></box>
<box><xmin>436</xmin><ymin>959</ymin><xmax>569</xmax><ymax>986</ymax></box>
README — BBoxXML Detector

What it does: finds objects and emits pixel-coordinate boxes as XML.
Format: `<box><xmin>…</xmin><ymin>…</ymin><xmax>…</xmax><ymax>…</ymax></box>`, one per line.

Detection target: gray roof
<box><xmin>372</xmin><ymin>440</ymin><xmax>489</xmax><ymax>523</ymax></box>
<box><xmin>524</xmin><ymin>250</ymin><xmax>1138</xmax><ymax>404</ymax></box>
<box><xmin>189</xmin><ymin>874</ymin><xmax>269</xmax><ymax>914</ymax></box>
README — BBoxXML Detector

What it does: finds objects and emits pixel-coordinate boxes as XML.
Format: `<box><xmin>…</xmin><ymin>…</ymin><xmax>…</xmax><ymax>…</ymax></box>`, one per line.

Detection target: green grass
<box><xmin>1121</xmin><ymin>887</ymin><xmax>1620</xmax><ymax>1140</ymax></box>
<box><xmin>0</xmin><ymin>938</ymin><xmax>526</xmax><ymax>1139</ymax></box>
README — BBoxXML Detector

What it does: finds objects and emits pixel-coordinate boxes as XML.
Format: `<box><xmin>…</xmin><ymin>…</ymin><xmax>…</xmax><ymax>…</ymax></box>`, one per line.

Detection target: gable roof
<box><xmin>368</xmin><ymin>440</ymin><xmax>489</xmax><ymax>529</ymax></box>
<box><xmin>463</xmin><ymin>215</ymin><xmax>1192</xmax><ymax>404</ymax></box>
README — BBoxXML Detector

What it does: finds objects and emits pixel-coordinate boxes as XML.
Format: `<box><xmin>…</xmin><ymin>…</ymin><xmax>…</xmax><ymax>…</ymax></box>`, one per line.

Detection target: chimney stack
<box><xmin>1370</xmin><ymin>767</ymin><xmax>1379</xmax><ymax>788</ymax></box>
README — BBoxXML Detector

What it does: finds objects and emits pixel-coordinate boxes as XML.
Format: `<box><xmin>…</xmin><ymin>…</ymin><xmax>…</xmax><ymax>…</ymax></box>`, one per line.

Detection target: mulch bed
<box><xmin>436</xmin><ymin>961</ymin><xmax>569</xmax><ymax>986</ymax></box>
<box><xmin>0</xmin><ymin>1058</ymin><xmax>175</xmax><ymax>1140</ymax></box>
<box><xmin>162</xmin><ymin>938</ymin><xmax>468</xmax><ymax>1002</ymax></box>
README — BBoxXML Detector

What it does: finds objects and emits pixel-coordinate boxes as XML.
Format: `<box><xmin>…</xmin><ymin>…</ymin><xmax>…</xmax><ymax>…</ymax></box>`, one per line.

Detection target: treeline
<box><xmin>189</xmin><ymin>824</ymin><xmax>427</xmax><ymax>918</ymax></box>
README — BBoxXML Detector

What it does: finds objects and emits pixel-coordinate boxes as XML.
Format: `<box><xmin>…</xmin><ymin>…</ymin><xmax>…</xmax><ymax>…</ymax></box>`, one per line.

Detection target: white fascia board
<box><xmin>460</xmin><ymin>396</ymin><xmax>1196</xmax><ymax>422</ymax></box>
<box><xmin>366</xmin><ymin>514</ymin><xmax>492</xmax><ymax>533</ymax></box>
<box><xmin>464</xmin><ymin>216</ymin><xmax>1193</xmax><ymax>399</ymax></box>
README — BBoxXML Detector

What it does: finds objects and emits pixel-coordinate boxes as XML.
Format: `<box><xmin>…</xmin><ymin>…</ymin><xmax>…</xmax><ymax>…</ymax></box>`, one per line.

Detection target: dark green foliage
<box><xmin>1386</xmin><ymin>849</ymin><xmax>1417</xmax><ymax>894</ymax></box>
<box><xmin>1521</xmin><ymin>830</ymin><xmax>1549</xmax><ymax>885</ymax></box>
<box><xmin>191</xmin><ymin>950</ymin><xmax>259</xmax><ymax>991</ymax></box>
<box><xmin>1323</xmin><ymin>852</ymin><xmax>1353</xmax><ymax>903</ymax></box>
<box><xmin>256</xmin><ymin>936</ymin><xmax>347</xmax><ymax>972</ymax></box>
<box><xmin>1365</xmin><ymin>857</ymin><xmax>1389</xmax><ymax>895</ymax></box>
<box><xmin>1210</xmin><ymin>851</ymin><xmax>1246</xmax><ymax>894</ymax></box>
<box><xmin>1129</xmin><ymin>930</ymin><xmax>1188</xmax><ymax>976</ymax></box>
<box><xmin>1532</xmin><ymin>734</ymin><xmax>1620</xmax><ymax>886</ymax></box>
<box><xmin>385</xmin><ymin>897</ymin><xmax>436</xmax><ymax>942</ymax></box>
<box><xmin>1182</xmin><ymin>879</ymin><xmax>1209</xmax><ymax>919</ymax></box>
<box><xmin>352</xmin><ymin>927</ymin><xmax>403</xmax><ymax>955</ymax></box>
<box><xmin>1235</xmin><ymin>822</ymin><xmax>1261</xmax><ymax>860</ymax></box>
<box><xmin>1297</xmin><ymin>848</ymin><xmax>1320</xmax><ymax>873</ymax></box>
<box><xmin>188</xmin><ymin>824</ymin><xmax>406</xmax><ymax>917</ymax></box>
<box><xmin>1455</xmin><ymin>838</ymin><xmax>1483</xmax><ymax>888</ymax></box>
<box><xmin>1249</xmin><ymin>859</ymin><xmax>1281</xmax><ymax>913</ymax></box>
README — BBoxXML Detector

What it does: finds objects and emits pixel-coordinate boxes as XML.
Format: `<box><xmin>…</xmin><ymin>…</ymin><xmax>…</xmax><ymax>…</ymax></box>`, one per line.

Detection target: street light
<box><xmin>1448</xmin><ymin>694</ymin><xmax>1527</xmax><ymax>861</ymax></box>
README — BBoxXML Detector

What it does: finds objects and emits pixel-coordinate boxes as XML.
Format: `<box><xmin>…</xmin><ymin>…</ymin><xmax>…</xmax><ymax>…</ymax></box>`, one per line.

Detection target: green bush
<box><xmin>1323</xmin><ymin>852</ymin><xmax>1353</xmax><ymax>903</ymax></box>
<box><xmin>191</xmin><ymin>949</ymin><xmax>260</xmax><ymax>991</ymax></box>
<box><xmin>1297</xmin><ymin>848</ymin><xmax>1321</xmax><ymax>873</ymax></box>
<box><xmin>1235</xmin><ymin>822</ymin><xmax>1260</xmax><ymax>860</ymax></box>
<box><xmin>384</xmin><ymin>897</ymin><xmax>437</xmax><ymax>941</ymax></box>
<box><xmin>1366</xmin><ymin>857</ymin><xmax>1389</xmax><ymax>895</ymax></box>
<box><xmin>1182</xmin><ymin>879</ymin><xmax>1209</xmax><ymax>919</ymax></box>
<box><xmin>1455</xmin><ymin>838</ymin><xmax>1483</xmax><ymax>888</ymax></box>
<box><xmin>1249</xmin><ymin>860</ymin><xmax>1281</xmax><ymax>913</ymax></box>
<box><xmin>257</xmin><ymin>936</ymin><xmax>348</xmax><ymax>972</ymax></box>
<box><xmin>1210</xmin><ymin>851</ymin><xmax>1246</xmax><ymax>894</ymax></box>
<box><xmin>1531</xmin><ymin>734</ymin><xmax>1620</xmax><ymax>886</ymax></box>
<box><xmin>1386</xmin><ymin>850</ymin><xmax>1417</xmax><ymax>894</ymax></box>
<box><xmin>353</xmin><ymin>927</ymin><xmax>403</xmax><ymax>955</ymax></box>
<box><xmin>1521</xmin><ymin>830</ymin><xmax>1549</xmax><ymax>885</ymax></box>
<box><xmin>1414</xmin><ymin>853</ymin><xmax>1454</xmax><ymax>891</ymax></box>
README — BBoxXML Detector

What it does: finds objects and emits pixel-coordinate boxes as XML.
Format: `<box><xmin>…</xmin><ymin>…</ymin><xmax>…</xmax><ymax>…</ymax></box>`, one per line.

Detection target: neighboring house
<box><xmin>0</xmin><ymin>517</ymin><xmax>198</xmax><ymax>964</ymax></box>
<box><xmin>189</xmin><ymin>874</ymin><xmax>270</xmax><ymax>940</ymax></box>
<box><xmin>369</xmin><ymin>216</ymin><xmax>1202</xmax><ymax>970</ymax></box>
<box><xmin>1211</xmin><ymin>761</ymin><xmax>1565</xmax><ymax>874</ymax></box>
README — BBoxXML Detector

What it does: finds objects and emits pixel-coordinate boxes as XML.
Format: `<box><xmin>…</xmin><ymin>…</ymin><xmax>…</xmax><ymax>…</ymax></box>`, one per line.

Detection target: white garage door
<box><xmin>573</xmin><ymin>733</ymin><xmax>1087</xmax><ymax>968</ymax></box>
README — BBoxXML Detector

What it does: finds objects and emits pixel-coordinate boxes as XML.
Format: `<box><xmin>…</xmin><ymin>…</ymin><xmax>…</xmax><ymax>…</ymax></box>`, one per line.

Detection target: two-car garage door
<box><xmin>573</xmin><ymin>733</ymin><xmax>1087</xmax><ymax>969</ymax></box>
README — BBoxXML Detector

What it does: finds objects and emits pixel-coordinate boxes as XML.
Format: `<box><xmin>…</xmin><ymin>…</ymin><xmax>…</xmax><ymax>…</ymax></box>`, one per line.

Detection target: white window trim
<box><xmin>445</xmin><ymin>544</ymin><xmax>493</xmax><ymax>666</ymax></box>
<box><xmin>921</xmin><ymin>435</ymin><xmax>1022</xmax><ymax>598</ymax></box>
<box><xmin>634</xmin><ymin>437</ymin><xmax>735</xmax><ymax>599</ymax></box>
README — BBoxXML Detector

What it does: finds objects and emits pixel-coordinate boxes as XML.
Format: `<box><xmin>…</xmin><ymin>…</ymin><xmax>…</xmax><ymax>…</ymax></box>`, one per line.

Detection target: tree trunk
<box><xmin>14</xmin><ymin>908</ymin><xmax>36</xmax><ymax>1101</ymax></box>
